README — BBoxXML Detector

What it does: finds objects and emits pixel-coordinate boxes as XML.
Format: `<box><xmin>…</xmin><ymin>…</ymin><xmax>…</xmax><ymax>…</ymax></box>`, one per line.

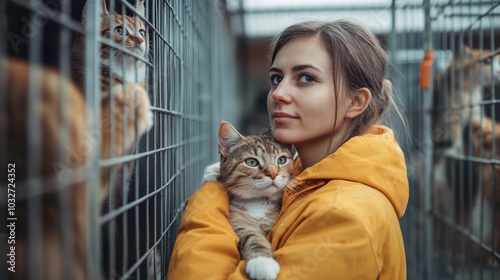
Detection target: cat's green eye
<box><xmin>245</xmin><ymin>158</ymin><xmax>259</xmax><ymax>167</ymax></box>
<box><xmin>139</xmin><ymin>29</ymin><xmax>146</xmax><ymax>37</ymax></box>
<box><xmin>114</xmin><ymin>27</ymin><xmax>123</xmax><ymax>35</ymax></box>
<box><xmin>277</xmin><ymin>156</ymin><xmax>287</xmax><ymax>165</ymax></box>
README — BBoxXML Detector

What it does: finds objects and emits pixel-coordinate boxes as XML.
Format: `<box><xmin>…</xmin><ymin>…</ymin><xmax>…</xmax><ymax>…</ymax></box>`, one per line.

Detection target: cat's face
<box><xmin>456</xmin><ymin>47</ymin><xmax>500</xmax><ymax>86</ymax></box>
<box><xmin>82</xmin><ymin>0</ymin><xmax>147</xmax><ymax>64</ymax></box>
<box><xmin>218</xmin><ymin>122</ymin><xmax>294</xmax><ymax>200</ymax></box>
<box><xmin>100</xmin><ymin>8</ymin><xmax>147</xmax><ymax>59</ymax></box>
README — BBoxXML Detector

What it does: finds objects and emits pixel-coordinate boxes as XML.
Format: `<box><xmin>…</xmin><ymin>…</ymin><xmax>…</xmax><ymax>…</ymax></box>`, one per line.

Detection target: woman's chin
<box><xmin>272</xmin><ymin>129</ymin><xmax>296</xmax><ymax>144</ymax></box>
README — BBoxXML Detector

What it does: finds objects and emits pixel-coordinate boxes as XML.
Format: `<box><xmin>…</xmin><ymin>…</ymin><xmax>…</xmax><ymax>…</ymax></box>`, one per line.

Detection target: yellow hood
<box><xmin>291</xmin><ymin>125</ymin><xmax>409</xmax><ymax>218</ymax></box>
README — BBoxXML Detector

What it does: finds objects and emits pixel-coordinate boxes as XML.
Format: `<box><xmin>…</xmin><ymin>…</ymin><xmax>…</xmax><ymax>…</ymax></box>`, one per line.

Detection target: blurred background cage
<box><xmin>1</xmin><ymin>0</ymin><xmax>499</xmax><ymax>280</ymax></box>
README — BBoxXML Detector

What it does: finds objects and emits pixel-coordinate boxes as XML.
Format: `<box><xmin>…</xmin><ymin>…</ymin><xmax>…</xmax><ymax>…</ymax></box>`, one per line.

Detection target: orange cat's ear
<box><xmin>101</xmin><ymin>0</ymin><xmax>109</xmax><ymax>15</ymax></box>
<box><xmin>137</xmin><ymin>0</ymin><xmax>145</xmax><ymax>17</ymax></box>
<box><xmin>82</xmin><ymin>0</ymin><xmax>109</xmax><ymax>26</ymax></box>
<box><xmin>218</xmin><ymin>121</ymin><xmax>243</xmax><ymax>156</ymax></box>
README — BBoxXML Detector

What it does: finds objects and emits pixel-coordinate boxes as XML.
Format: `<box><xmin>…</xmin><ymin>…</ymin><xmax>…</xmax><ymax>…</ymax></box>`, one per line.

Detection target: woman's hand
<box><xmin>167</xmin><ymin>181</ymin><xmax>250</xmax><ymax>279</ymax></box>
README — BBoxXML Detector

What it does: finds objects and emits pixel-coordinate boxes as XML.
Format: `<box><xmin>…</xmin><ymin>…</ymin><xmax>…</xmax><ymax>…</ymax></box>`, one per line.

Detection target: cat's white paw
<box><xmin>133</xmin><ymin>85</ymin><xmax>153</xmax><ymax>133</ymax></box>
<box><xmin>143</xmin><ymin>96</ymin><xmax>154</xmax><ymax>131</ymax></box>
<box><xmin>245</xmin><ymin>256</ymin><xmax>280</xmax><ymax>280</ymax></box>
<box><xmin>202</xmin><ymin>162</ymin><xmax>220</xmax><ymax>183</ymax></box>
<box><xmin>147</xmin><ymin>247</ymin><xmax>162</xmax><ymax>280</ymax></box>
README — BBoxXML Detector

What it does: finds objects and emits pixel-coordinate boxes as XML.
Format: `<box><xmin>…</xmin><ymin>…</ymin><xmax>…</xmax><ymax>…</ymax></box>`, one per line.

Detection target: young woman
<box><xmin>167</xmin><ymin>20</ymin><xmax>409</xmax><ymax>280</ymax></box>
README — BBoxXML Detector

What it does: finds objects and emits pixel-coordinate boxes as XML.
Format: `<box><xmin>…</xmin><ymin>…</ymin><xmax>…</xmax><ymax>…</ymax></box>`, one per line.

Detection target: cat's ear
<box><xmin>262</xmin><ymin>128</ymin><xmax>273</xmax><ymax>138</ymax></box>
<box><xmin>218</xmin><ymin>121</ymin><xmax>243</xmax><ymax>156</ymax></box>
<box><xmin>455</xmin><ymin>44</ymin><xmax>472</xmax><ymax>59</ymax></box>
<box><xmin>82</xmin><ymin>0</ymin><xmax>109</xmax><ymax>26</ymax></box>
<box><xmin>137</xmin><ymin>0</ymin><xmax>145</xmax><ymax>17</ymax></box>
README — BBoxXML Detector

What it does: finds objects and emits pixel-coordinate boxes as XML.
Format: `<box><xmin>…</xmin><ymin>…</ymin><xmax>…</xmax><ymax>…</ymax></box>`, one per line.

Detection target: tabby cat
<box><xmin>203</xmin><ymin>121</ymin><xmax>294</xmax><ymax>280</ymax></box>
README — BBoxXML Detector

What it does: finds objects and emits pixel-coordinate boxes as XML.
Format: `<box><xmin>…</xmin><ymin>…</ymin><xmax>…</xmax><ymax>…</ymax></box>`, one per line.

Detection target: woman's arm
<box><xmin>268</xmin><ymin>190</ymin><xmax>383</xmax><ymax>280</ymax></box>
<box><xmin>167</xmin><ymin>182</ymin><xmax>387</xmax><ymax>280</ymax></box>
<box><xmin>167</xmin><ymin>181</ymin><xmax>249</xmax><ymax>279</ymax></box>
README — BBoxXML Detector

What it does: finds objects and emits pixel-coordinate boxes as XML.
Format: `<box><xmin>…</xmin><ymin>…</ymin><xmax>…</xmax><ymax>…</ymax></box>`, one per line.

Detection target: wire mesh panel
<box><xmin>1</xmin><ymin>0</ymin><xmax>237</xmax><ymax>279</ymax></box>
<box><xmin>391</xmin><ymin>0</ymin><xmax>500</xmax><ymax>279</ymax></box>
<box><xmin>430</xmin><ymin>1</ymin><xmax>500</xmax><ymax>279</ymax></box>
<box><xmin>388</xmin><ymin>1</ymin><xmax>433</xmax><ymax>279</ymax></box>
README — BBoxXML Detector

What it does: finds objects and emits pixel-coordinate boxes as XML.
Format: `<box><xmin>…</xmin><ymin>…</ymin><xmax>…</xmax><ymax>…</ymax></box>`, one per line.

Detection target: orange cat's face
<box><xmin>100</xmin><ymin>11</ymin><xmax>148</xmax><ymax>61</ymax></box>
<box><xmin>80</xmin><ymin>0</ymin><xmax>148</xmax><ymax>83</ymax></box>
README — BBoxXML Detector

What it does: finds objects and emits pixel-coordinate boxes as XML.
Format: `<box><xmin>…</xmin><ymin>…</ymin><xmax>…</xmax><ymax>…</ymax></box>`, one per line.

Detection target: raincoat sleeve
<box><xmin>269</xmin><ymin>200</ymin><xmax>382</xmax><ymax>279</ymax></box>
<box><xmin>167</xmin><ymin>181</ymin><xmax>250</xmax><ymax>279</ymax></box>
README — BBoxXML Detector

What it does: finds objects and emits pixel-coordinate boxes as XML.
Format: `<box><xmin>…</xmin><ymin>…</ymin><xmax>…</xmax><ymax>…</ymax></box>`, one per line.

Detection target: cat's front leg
<box><xmin>236</xmin><ymin>228</ymin><xmax>280</xmax><ymax>280</ymax></box>
<box><xmin>202</xmin><ymin>162</ymin><xmax>220</xmax><ymax>183</ymax></box>
<box><xmin>101</xmin><ymin>83</ymin><xmax>153</xmax><ymax>156</ymax></box>
<box><xmin>118</xmin><ymin>83</ymin><xmax>154</xmax><ymax>142</ymax></box>
<box><xmin>99</xmin><ymin>83</ymin><xmax>153</xmax><ymax>201</ymax></box>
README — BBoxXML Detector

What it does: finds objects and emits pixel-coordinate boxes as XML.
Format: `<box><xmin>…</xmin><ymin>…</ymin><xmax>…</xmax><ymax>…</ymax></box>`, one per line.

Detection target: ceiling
<box><xmin>225</xmin><ymin>0</ymin><xmax>499</xmax><ymax>39</ymax></box>
<box><xmin>226</xmin><ymin>0</ymin><xmax>401</xmax><ymax>38</ymax></box>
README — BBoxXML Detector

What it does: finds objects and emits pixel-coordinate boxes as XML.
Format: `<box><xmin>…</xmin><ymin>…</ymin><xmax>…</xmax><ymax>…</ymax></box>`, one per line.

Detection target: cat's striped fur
<box><xmin>204</xmin><ymin>121</ymin><xmax>294</xmax><ymax>280</ymax></box>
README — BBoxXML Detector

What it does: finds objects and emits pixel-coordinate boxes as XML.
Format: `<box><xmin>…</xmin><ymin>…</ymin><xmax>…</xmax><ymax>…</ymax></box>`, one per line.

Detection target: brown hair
<box><xmin>269</xmin><ymin>20</ymin><xmax>396</xmax><ymax>140</ymax></box>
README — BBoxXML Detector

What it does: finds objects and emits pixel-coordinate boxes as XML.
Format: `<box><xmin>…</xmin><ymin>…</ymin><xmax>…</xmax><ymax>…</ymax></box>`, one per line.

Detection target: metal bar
<box><xmin>27</xmin><ymin>0</ymin><xmax>43</xmax><ymax>278</ymax></box>
<box><xmin>422</xmin><ymin>0</ymin><xmax>434</xmax><ymax>278</ymax></box>
<box><xmin>57</xmin><ymin>1</ymin><xmax>72</xmax><ymax>278</ymax></box>
<box><xmin>83</xmin><ymin>0</ymin><xmax>102</xmax><ymax>278</ymax></box>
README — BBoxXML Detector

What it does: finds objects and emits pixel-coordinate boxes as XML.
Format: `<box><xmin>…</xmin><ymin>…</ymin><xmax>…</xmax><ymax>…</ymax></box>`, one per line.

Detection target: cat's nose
<box><xmin>267</xmin><ymin>172</ymin><xmax>278</xmax><ymax>180</ymax></box>
<box><xmin>137</xmin><ymin>37</ymin><xmax>144</xmax><ymax>45</ymax></box>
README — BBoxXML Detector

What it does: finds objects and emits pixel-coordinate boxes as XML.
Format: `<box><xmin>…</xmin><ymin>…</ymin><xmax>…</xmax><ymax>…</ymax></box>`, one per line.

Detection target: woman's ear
<box><xmin>345</xmin><ymin>87</ymin><xmax>371</xmax><ymax>119</ymax></box>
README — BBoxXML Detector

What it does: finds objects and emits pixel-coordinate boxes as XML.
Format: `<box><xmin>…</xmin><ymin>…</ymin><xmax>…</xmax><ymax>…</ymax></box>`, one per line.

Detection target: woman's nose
<box><xmin>271</xmin><ymin>80</ymin><xmax>292</xmax><ymax>103</ymax></box>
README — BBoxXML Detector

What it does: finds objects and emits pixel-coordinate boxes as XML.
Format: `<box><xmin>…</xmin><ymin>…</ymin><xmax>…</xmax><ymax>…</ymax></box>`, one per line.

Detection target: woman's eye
<box><xmin>139</xmin><ymin>29</ymin><xmax>146</xmax><ymax>37</ymax></box>
<box><xmin>270</xmin><ymin>75</ymin><xmax>282</xmax><ymax>85</ymax></box>
<box><xmin>245</xmin><ymin>158</ymin><xmax>259</xmax><ymax>167</ymax></box>
<box><xmin>299</xmin><ymin>74</ymin><xmax>315</xmax><ymax>83</ymax></box>
<box><xmin>277</xmin><ymin>156</ymin><xmax>287</xmax><ymax>165</ymax></box>
<box><xmin>114</xmin><ymin>27</ymin><xmax>123</xmax><ymax>35</ymax></box>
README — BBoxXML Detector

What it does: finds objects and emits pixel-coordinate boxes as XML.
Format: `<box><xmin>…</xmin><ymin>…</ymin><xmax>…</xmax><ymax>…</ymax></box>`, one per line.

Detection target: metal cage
<box><xmin>2</xmin><ymin>0</ymin><xmax>500</xmax><ymax>279</ymax></box>
<box><xmin>392</xmin><ymin>0</ymin><xmax>500</xmax><ymax>279</ymax></box>
<box><xmin>1</xmin><ymin>0</ymin><xmax>238</xmax><ymax>279</ymax></box>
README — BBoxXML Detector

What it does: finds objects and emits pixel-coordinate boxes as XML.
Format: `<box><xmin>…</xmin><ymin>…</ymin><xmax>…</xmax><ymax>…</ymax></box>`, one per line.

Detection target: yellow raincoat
<box><xmin>167</xmin><ymin>125</ymin><xmax>409</xmax><ymax>279</ymax></box>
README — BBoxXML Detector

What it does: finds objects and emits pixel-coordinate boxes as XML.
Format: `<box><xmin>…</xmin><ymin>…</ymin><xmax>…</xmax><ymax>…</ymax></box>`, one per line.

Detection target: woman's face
<box><xmin>267</xmin><ymin>36</ymin><xmax>349</xmax><ymax>147</ymax></box>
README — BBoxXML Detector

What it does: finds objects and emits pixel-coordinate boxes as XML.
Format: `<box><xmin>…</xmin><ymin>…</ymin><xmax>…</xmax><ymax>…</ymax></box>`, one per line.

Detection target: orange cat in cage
<box><xmin>72</xmin><ymin>0</ymin><xmax>150</xmax><ymax>210</ymax></box>
<box><xmin>2</xmin><ymin>54</ymin><xmax>152</xmax><ymax>279</ymax></box>
<box><xmin>71</xmin><ymin>1</ymin><xmax>160</xmax><ymax>279</ymax></box>
<box><xmin>432</xmin><ymin>45</ymin><xmax>500</xmax><ymax>266</ymax></box>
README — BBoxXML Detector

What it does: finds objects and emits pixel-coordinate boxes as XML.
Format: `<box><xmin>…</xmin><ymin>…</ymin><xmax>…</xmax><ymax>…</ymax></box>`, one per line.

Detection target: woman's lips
<box><xmin>272</xmin><ymin>112</ymin><xmax>297</xmax><ymax>124</ymax></box>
